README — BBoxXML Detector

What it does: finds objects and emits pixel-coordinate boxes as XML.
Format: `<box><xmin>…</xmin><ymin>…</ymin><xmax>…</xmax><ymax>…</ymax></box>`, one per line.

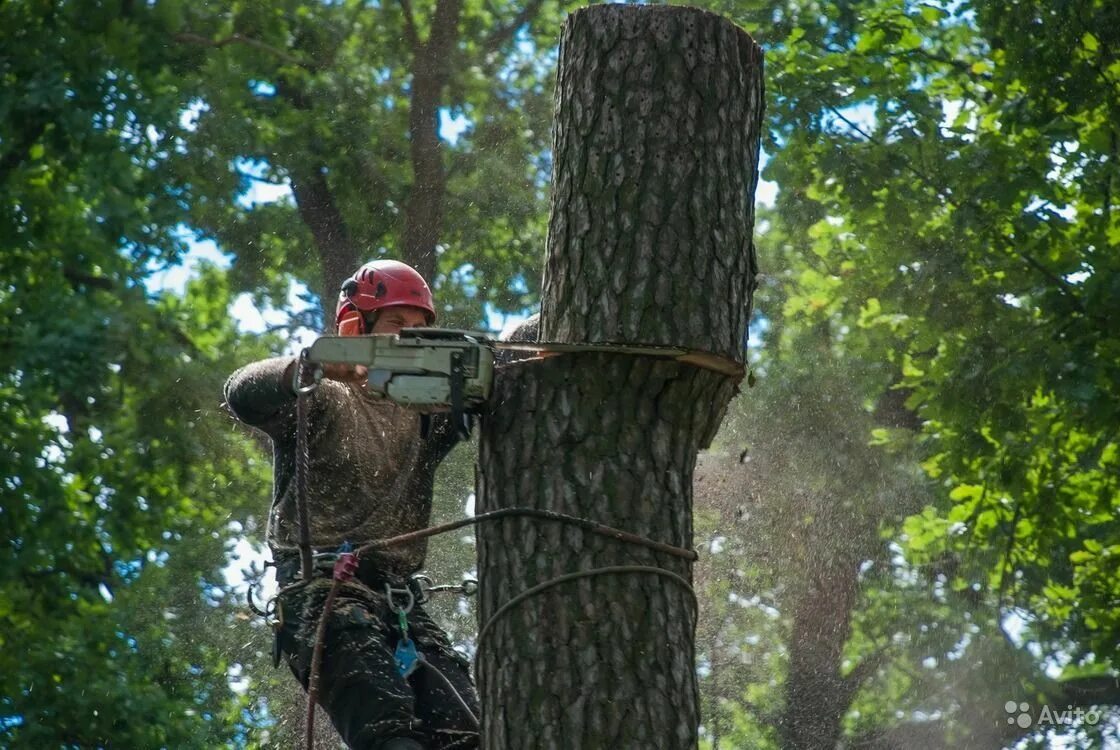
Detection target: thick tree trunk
<box><xmin>476</xmin><ymin>6</ymin><xmax>763</xmax><ymax>748</ymax></box>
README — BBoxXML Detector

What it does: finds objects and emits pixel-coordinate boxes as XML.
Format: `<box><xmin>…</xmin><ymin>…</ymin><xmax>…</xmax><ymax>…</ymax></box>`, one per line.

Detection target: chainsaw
<box><xmin>304</xmin><ymin>327</ymin><xmax>746</xmax><ymax>437</ymax></box>
<box><xmin>306</xmin><ymin>328</ymin><xmax>494</xmax><ymax>438</ymax></box>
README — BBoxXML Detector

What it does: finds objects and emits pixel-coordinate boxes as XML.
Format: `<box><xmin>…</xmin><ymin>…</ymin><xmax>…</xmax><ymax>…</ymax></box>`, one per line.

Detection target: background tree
<box><xmin>2</xmin><ymin>0</ymin><xmax>562</xmax><ymax>745</ymax></box>
<box><xmin>690</xmin><ymin>0</ymin><xmax>1120</xmax><ymax>746</ymax></box>
<box><xmin>168</xmin><ymin>0</ymin><xmax>561</xmax><ymax>323</ymax></box>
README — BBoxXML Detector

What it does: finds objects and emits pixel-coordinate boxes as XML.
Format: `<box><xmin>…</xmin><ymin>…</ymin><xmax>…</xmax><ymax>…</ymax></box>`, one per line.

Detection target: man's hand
<box><xmin>320</xmin><ymin>363</ymin><xmax>368</xmax><ymax>384</ymax></box>
<box><xmin>285</xmin><ymin>359</ymin><xmax>368</xmax><ymax>393</ymax></box>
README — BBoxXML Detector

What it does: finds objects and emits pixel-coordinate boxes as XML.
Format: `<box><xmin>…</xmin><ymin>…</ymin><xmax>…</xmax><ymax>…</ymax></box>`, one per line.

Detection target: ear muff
<box><xmin>336</xmin><ymin>304</ymin><xmax>365</xmax><ymax>336</ymax></box>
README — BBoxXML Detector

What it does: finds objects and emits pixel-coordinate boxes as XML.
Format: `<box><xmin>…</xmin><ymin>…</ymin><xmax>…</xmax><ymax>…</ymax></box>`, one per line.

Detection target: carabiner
<box><xmin>384</xmin><ymin>582</ymin><xmax>414</xmax><ymax>616</ymax></box>
<box><xmin>294</xmin><ymin>349</ymin><xmax>323</xmax><ymax>394</ymax></box>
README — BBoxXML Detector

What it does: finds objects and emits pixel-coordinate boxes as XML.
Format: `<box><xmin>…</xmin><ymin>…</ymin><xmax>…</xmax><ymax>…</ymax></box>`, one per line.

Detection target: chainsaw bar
<box><xmin>493</xmin><ymin>340</ymin><xmax>745</xmax><ymax>379</ymax></box>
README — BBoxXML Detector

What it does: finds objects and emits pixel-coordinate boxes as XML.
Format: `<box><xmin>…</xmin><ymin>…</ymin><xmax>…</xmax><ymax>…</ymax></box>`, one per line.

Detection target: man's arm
<box><xmin>223</xmin><ymin>357</ymin><xmax>371</xmax><ymax>431</ymax></box>
<box><xmin>222</xmin><ymin>357</ymin><xmax>299</xmax><ymax>431</ymax></box>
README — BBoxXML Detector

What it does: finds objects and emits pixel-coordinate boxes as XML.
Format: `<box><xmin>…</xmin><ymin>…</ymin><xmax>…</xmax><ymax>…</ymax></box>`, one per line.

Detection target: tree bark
<box><xmin>476</xmin><ymin>6</ymin><xmax>763</xmax><ymax>748</ymax></box>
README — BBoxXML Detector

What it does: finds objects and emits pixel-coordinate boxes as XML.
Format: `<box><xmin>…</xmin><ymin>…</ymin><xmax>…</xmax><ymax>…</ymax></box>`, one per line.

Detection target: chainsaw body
<box><xmin>305</xmin><ymin>328</ymin><xmax>494</xmax><ymax>413</ymax></box>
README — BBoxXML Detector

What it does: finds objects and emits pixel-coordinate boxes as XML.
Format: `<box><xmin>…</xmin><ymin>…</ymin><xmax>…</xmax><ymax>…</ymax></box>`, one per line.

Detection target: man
<box><xmin>224</xmin><ymin>260</ymin><xmax>479</xmax><ymax>750</ymax></box>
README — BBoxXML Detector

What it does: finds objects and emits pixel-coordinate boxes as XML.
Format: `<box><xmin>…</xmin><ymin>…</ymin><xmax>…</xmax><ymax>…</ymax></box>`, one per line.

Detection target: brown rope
<box><xmin>356</xmin><ymin>507</ymin><xmax>698</xmax><ymax>561</ymax></box>
<box><xmin>294</xmin><ymin>354</ymin><xmax>315</xmax><ymax>582</ymax></box>
<box><xmin>305</xmin><ymin>577</ymin><xmax>341</xmax><ymax>750</ymax></box>
<box><xmin>295</xmin><ymin>351</ymin><xmax>322</xmax><ymax>747</ymax></box>
<box><xmin>473</xmin><ymin>564</ymin><xmax>697</xmax><ymax>667</ymax></box>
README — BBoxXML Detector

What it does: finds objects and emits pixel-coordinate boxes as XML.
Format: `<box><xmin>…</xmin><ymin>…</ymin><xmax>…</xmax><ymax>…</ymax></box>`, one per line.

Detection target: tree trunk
<box><xmin>402</xmin><ymin>0</ymin><xmax>464</xmax><ymax>281</ymax></box>
<box><xmin>289</xmin><ymin>166</ymin><xmax>361</xmax><ymax>325</ymax></box>
<box><xmin>476</xmin><ymin>6</ymin><xmax>763</xmax><ymax>748</ymax></box>
<box><xmin>780</xmin><ymin>550</ymin><xmax>862</xmax><ymax>750</ymax></box>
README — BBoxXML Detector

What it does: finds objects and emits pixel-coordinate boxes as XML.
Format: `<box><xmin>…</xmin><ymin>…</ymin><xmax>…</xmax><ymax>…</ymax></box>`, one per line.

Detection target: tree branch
<box><xmin>995</xmin><ymin>498</ymin><xmax>1023</xmax><ymax>624</ymax></box>
<box><xmin>63</xmin><ymin>267</ymin><xmax>115</xmax><ymax>291</ymax></box>
<box><xmin>427</xmin><ymin>0</ymin><xmax>464</xmax><ymax>60</ymax></box>
<box><xmin>401</xmin><ymin>0</ymin><xmax>463</xmax><ymax>278</ymax></box>
<box><xmin>843</xmin><ymin>645</ymin><xmax>891</xmax><ymax>692</ymax></box>
<box><xmin>0</xmin><ymin>118</ymin><xmax>48</xmax><ymax>185</ymax></box>
<box><xmin>484</xmin><ymin>0</ymin><xmax>546</xmax><ymax>53</ymax></box>
<box><xmin>398</xmin><ymin>0</ymin><xmax>421</xmax><ymax>50</ymax></box>
<box><xmin>172</xmin><ymin>31</ymin><xmax>301</xmax><ymax>66</ymax></box>
<box><xmin>235</xmin><ymin>167</ymin><xmax>288</xmax><ymax>187</ymax></box>
<box><xmin>271</xmin><ymin>77</ymin><xmax>359</xmax><ymax>318</ymax></box>
<box><xmin>1050</xmin><ymin>675</ymin><xmax>1120</xmax><ymax>706</ymax></box>
<box><xmin>289</xmin><ymin>165</ymin><xmax>359</xmax><ymax>321</ymax></box>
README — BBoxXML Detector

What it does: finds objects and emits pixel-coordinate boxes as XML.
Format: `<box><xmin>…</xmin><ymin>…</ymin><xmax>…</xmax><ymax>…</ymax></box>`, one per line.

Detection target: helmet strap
<box><xmin>362</xmin><ymin>310</ymin><xmax>379</xmax><ymax>333</ymax></box>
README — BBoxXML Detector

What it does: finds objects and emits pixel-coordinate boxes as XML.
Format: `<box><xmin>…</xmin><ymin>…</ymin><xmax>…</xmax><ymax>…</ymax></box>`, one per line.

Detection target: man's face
<box><xmin>368</xmin><ymin>305</ymin><xmax>430</xmax><ymax>334</ymax></box>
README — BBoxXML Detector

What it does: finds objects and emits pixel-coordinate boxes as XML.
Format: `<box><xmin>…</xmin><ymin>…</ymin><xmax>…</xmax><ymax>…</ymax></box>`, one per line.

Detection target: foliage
<box><xmin>1</xmin><ymin>2</ymin><xmax>276</xmax><ymax>744</ymax></box>
<box><xmin>693</xmin><ymin>0</ymin><xmax>1120</xmax><ymax>745</ymax></box>
<box><xmin>164</xmin><ymin>0</ymin><xmax>560</xmax><ymax>323</ymax></box>
<box><xmin>759</xmin><ymin>0</ymin><xmax>1119</xmax><ymax>663</ymax></box>
<box><xmin>2</xmin><ymin>0</ymin><xmax>561</xmax><ymax>745</ymax></box>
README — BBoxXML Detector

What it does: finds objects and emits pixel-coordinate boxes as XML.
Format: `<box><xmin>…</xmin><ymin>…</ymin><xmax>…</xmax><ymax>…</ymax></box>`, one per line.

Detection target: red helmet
<box><xmin>334</xmin><ymin>260</ymin><xmax>436</xmax><ymax>335</ymax></box>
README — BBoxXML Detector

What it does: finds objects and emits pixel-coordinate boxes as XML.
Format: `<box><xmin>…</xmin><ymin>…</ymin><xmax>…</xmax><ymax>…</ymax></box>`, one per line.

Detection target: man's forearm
<box><xmin>223</xmin><ymin>356</ymin><xmax>298</xmax><ymax>427</ymax></box>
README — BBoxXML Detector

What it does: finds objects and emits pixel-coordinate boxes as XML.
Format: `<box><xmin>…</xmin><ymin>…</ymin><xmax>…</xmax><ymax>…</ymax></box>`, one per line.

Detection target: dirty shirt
<box><xmin>223</xmin><ymin>356</ymin><xmax>460</xmax><ymax>579</ymax></box>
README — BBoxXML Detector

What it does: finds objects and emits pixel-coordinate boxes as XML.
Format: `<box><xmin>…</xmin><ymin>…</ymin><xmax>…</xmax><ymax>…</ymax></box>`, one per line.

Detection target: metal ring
<box><xmin>385</xmin><ymin>583</ymin><xmax>414</xmax><ymax>615</ymax></box>
<box><xmin>294</xmin><ymin>349</ymin><xmax>323</xmax><ymax>394</ymax></box>
<box><xmin>296</xmin><ymin>368</ymin><xmax>322</xmax><ymax>395</ymax></box>
<box><xmin>461</xmin><ymin>579</ymin><xmax>479</xmax><ymax>597</ymax></box>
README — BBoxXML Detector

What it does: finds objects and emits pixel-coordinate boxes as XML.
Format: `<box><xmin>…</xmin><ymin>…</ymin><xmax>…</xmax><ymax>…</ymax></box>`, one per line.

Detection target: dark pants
<box><xmin>275</xmin><ymin>565</ymin><xmax>480</xmax><ymax>750</ymax></box>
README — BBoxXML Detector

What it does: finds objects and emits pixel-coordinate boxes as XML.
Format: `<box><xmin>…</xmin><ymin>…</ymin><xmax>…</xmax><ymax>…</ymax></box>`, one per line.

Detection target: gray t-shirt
<box><xmin>223</xmin><ymin>356</ymin><xmax>460</xmax><ymax>578</ymax></box>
